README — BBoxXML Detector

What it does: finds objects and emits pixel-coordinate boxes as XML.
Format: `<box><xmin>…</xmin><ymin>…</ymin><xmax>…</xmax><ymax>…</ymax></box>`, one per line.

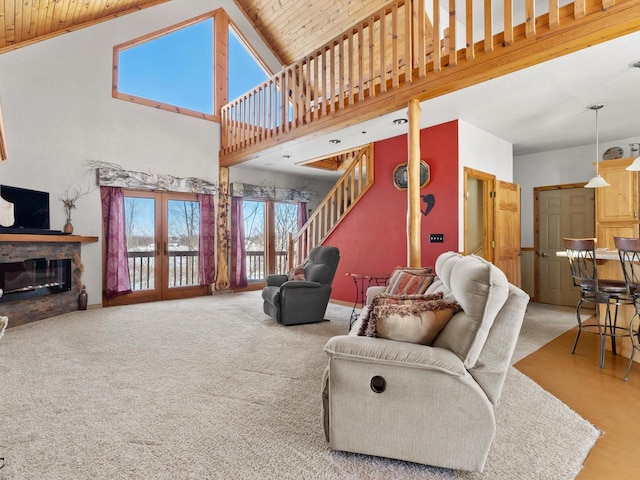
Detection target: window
<box><xmin>113</xmin><ymin>13</ymin><xmax>216</xmax><ymax>120</ymax></box>
<box><xmin>243</xmin><ymin>200</ymin><xmax>299</xmax><ymax>281</ymax></box>
<box><xmin>113</xmin><ymin>12</ymin><xmax>274</xmax><ymax>121</ymax></box>
<box><xmin>228</xmin><ymin>27</ymin><xmax>269</xmax><ymax>101</ymax></box>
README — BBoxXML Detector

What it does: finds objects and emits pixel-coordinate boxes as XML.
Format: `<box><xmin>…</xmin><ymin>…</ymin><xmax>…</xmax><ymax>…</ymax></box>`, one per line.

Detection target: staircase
<box><xmin>288</xmin><ymin>144</ymin><xmax>374</xmax><ymax>267</ymax></box>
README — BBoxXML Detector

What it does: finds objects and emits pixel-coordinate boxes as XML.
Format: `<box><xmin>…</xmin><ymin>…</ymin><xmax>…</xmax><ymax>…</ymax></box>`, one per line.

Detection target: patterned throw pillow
<box><xmin>385</xmin><ymin>266</ymin><xmax>434</xmax><ymax>295</ymax></box>
<box><xmin>287</xmin><ymin>265</ymin><xmax>306</xmax><ymax>281</ymax></box>
<box><xmin>358</xmin><ymin>292</ymin><xmax>444</xmax><ymax>336</ymax></box>
<box><xmin>374</xmin><ymin>301</ymin><xmax>462</xmax><ymax>345</ymax></box>
<box><xmin>358</xmin><ymin>292</ymin><xmax>462</xmax><ymax>345</ymax></box>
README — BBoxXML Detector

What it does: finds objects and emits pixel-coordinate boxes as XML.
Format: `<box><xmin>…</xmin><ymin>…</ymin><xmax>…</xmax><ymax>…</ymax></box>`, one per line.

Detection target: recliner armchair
<box><xmin>262</xmin><ymin>245</ymin><xmax>340</xmax><ymax>326</ymax></box>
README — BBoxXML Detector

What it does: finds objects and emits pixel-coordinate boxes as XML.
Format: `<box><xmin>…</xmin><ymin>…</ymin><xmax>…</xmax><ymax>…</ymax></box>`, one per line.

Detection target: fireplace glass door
<box><xmin>106</xmin><ymin>190</ymin><xmax>208</xmax><ymax>306</ymax></box>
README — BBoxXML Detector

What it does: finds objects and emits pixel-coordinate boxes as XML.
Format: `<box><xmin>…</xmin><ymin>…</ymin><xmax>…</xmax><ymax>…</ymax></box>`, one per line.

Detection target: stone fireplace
<box><xmin>0</xmin><ymin>236</ymin><xmax>95</xmax><ymax>327</ymax></box>
<box><xmin>0</xmin><ymin>258</ymin><xmax>72</xmax><ymax>303</ymax></box>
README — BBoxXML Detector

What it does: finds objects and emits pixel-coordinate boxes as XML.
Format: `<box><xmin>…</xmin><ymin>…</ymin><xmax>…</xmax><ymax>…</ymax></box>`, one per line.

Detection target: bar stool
<box><xmin>563</xmin><ymin>238</ymin><xmax>631</xmax><ymax>368</ymax></box>
<box><xmin>613</xmin><ymin>237</ymin><xmax>640</xmax><ymax>381</ymax></box>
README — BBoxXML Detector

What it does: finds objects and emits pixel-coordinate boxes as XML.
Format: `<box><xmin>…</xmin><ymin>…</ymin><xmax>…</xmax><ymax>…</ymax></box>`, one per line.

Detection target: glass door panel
<box><xmin>167</xmin><ymin>199</ymin><xmax>200</xmax><ymax>289</ymax></box>
<box><xmin>243</xmin><ymin>200</ymin><xmax>266</xmax><ymax>281</ymax></box>
<box><xmin>125</xmin><ymin>195</ymin><xmax>158</xmax><ymax>292</ymax></box>
<box><xmin>274</xmin><ymin>202</ymin><xmax>298</xmax><ymax>275</ymax></box>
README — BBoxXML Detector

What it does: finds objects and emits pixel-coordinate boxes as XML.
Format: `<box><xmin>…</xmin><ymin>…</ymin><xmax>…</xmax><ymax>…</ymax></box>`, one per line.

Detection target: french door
<box><xmin>106</xmin><ymin>189</ymin><xmax>209</xmax><ymax>306</ymax></box>
<box><xmin>243</xmin><ymin>200</ymin><xmax>299</xmax><ymax>282</ymax></box>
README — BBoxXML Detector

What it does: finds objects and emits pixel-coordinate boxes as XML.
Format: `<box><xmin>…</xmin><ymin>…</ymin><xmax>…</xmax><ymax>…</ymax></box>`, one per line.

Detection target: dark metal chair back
<box><xmin>563</xmin><ymin>238</ymin><xmax>598</xmax><ymax>290</ymax></box>
<box><xmin>614</xmin><ymin>237</ymin><xmax>640</xmax><ymax>295</ymax></box>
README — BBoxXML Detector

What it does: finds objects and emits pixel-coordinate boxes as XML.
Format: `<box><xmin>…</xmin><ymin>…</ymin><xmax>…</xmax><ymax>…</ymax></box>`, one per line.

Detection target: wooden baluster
<box><xmin>449</xmin><ymin>0</ymin><xmax>456</xmax><ymax>67</ymax></box>
<box><xmin>358</xmin><ymin>24</ymin><xmax>364</xmax><ymax>103</ymax></box>
<box><xmin>330</xmin><ymin>42</ymin><xmax>336</xmax><ymax>114</ymax></box>
<box><xmin>416</xmin><ymin>0</ymin><xmax>427</xmax><ymax>76</ymax></box>
<box><xmin>484</xmin><ymin>0</ymin><xmax>493</xmax><ymax>53</ymax></box>
<box><xmin>433</xmin><ymin>0</ymin><xmax>441</xmax><ymax>72</ymax></box>
<box><xmin>525</xmin><ymin>0</ymin><xmax>535</xmax><ymax>38</ymax></box>
<box><xmin>348</xmin><ymin>33</ymin><xmax>355</xmax><ymax>106</ymax></box>
<box><xmin>338</xmin><ymin>36</ymin><xmax>345</xmax><ymax>110</ymax></box>
<box><xmin>466</xmin><ymin>0</ymin><xmax>475</xmax><ymax>60</ymax></box>
<box><xmin>380</xmin><ymin>9</ymin><xmax>387</xmax><ymax>94</ymax></box>
<box><xmin>405</xmin><ymin>0</ymin><xmax>413</xmax><ymax>82</ymax></box>
<box><xmin>392</xmin><ymin>3</ymin><xmax>399</xmax><ymax>88</ymax></box>
<box><xmin>368</xmin><ymin>17</ymin><xmax>375</xmax><ymax>98</ymax></box>
<box><xmin>504</xmin><ymin>0</ymin><xmax>513</xmax><ymax>45</ymax></box>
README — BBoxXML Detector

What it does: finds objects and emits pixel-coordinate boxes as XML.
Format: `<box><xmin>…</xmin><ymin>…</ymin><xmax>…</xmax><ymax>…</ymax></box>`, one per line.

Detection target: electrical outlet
<box><xmin>429</xmin><ymin>233</ymin><xmax>444</xmax><ymax>243</ymax></box>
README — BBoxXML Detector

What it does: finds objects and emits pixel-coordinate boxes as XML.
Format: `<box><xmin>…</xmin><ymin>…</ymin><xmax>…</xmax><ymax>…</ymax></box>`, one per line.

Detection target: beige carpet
<box><xmin>0</xmin><ymin>293</ymin><xmax>598</xmax><ymax>479</ymax></box>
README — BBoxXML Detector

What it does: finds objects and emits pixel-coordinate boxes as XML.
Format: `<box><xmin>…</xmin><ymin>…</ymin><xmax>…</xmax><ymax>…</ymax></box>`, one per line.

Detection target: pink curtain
<box><xmin>298</xmin><ymin>201</ymin><xmax>308</xmax><ymax>229</ymax></box>
<box><xmin>230</xmin><ymin>197</ymin><xmax>247</xmax><ymax>289</ymax></box>
<box><xmin>100</xmin><ymin>186</ymin><xmax>131</xmax><ymax>297</ymax></box>
<box><xmin>198</xmin><ymin>193</ymin><xmax>216</xmax><ymax>285</ymax></box>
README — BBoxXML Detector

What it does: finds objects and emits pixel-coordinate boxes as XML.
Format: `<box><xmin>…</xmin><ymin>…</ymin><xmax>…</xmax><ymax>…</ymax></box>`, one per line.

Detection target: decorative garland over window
<box><xmin>90</xmin><ymin>160</ymin><xmax>217</xmax><ymax>194</ymax></box>
<box><xmin>231</xmin><ymin>182</ymin><xmax>309</xmax><ymax>202</ymax></box>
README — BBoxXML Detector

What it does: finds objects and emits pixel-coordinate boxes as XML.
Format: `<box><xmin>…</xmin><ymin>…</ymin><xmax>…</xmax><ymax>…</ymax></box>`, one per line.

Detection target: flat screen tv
<box><xmin>0</xmin><ymin>184</ymin><xmax>51</xmax><ymax>232</ymax></box>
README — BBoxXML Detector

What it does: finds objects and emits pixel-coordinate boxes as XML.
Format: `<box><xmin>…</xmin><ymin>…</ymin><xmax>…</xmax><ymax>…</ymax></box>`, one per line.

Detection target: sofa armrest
<box><xmin>266</xmin><ymin>274</ymin><xmax>288</xmax><ymax>287</ymax></box>
<box><xmin>324</xmin><ymin>335</ymin><xmax>466</xmax><ymax>377</ymax></box>
<box><xmin>366</xmin><ymin>285</ymin><xmax>386</xmax><ymax>305</ymax></box>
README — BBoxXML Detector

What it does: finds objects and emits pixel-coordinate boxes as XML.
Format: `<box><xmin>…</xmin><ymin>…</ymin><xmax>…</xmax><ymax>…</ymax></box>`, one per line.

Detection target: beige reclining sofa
<box><xmin>322</xmin><ymin>251</ymin><xmax>529</xmax><ymax>472</ymax></box>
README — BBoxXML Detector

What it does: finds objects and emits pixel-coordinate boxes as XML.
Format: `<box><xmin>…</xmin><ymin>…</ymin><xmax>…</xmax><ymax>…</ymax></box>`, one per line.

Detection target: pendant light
<box><xmin>585</xmin><ymin>104</ymin><xmax>609</xmax><ymax>188</ymax></box>
<box><xmin>626</xmin><ymin>147</ymin><xmax>640</xmax><ymax>171</ymax></box>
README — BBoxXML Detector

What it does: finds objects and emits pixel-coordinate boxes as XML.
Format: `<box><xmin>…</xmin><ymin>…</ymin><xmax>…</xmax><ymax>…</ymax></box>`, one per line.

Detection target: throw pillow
<box><xmin>361</xmin><ymin>296</ymin><xmax>462</xmax><ymax>345</ymax></box>
<box><xmin>357</xmin><ymin>292</ymin><xmax>444</xmax><ymax>337</ymax></box>
<box><xmin>287</xmin><ymin>264</ymin><xmax>306</xmax><ymax>281</ymax></box>
<box><xmin>385</xmin><ymin>266</ymin><xmax>434</xmax><ymax>295</ymax></box>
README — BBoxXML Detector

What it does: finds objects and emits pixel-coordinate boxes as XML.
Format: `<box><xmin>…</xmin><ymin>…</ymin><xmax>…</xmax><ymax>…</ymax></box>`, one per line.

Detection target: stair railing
<box><xmin>288</xmin><ymin>144</ymin><xmax>374</xmax><ymax>267</ymax></box>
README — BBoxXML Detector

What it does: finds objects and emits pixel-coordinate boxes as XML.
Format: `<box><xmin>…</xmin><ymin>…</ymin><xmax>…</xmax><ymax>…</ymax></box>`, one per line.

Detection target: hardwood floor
<box><xmin>516</xmin><ymin>327</ymin><xmax>640</xmax><ymax>480</ymax></box>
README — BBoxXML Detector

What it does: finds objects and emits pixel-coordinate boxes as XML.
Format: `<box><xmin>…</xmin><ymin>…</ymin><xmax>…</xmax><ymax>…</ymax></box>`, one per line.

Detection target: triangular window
<box><xmin>114</xmin><ymin>15</ymin><xmax>214</xmax><ymax>119</ymax></box>
<box><xmin>228</xmin><ymin>27</ymin><xmax>268</xmax><ymax>101</ymax></box>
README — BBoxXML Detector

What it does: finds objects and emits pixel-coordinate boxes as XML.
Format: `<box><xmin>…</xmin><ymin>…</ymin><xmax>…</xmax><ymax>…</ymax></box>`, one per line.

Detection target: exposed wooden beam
<box><xmin>407</xmin><ymin>98</ymin><xmax>422</xmax><ymax>268</ymax></box>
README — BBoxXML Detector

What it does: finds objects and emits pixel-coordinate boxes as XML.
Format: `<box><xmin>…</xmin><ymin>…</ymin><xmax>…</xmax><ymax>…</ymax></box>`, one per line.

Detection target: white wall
<box><xmin>0</xmin><ymin>0</ymin><xmax>279</xmax><ymax>305</ymax></box>
<box><xmin>514</xmin><ymin>135</ymin><xmax>640</xmax><ymax>247</ymax></box>
<box><xmin>457</xmin><ymin>120</ymin><xmax>514</xmax><ymax>251</ymax></box>
<box><xmin>229</xmin><ymin>166</ymin><xmax>335</xmax><ymax>212</ymax></box>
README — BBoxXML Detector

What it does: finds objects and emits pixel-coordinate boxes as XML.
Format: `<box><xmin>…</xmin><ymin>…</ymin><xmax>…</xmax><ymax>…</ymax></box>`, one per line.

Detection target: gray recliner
<box><xmin>262</xmin><ymin>246</ymin><xmax>340</xmax><ymax>326</ymax></box>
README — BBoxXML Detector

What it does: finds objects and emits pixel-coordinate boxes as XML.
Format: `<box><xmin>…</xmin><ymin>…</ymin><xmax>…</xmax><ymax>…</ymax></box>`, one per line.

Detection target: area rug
<box><xmin>0</xmin><ymin>293</ymin><xmax>599</xmax><ymax>479</ymax></box>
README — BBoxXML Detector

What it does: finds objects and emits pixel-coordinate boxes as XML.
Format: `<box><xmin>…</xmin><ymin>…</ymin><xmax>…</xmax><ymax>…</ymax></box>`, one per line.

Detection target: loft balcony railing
<box><xmin>128</xmin><ymin>250</ymin><xmax>199</xmax><ymax>290</ymax></box>
<box><xmin>220</xmin><ymin>0</ymin><xmax>640</xmax><ymax>164</ymax></box>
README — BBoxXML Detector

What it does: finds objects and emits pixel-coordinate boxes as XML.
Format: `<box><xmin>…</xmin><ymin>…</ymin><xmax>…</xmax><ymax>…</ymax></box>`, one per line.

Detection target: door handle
<box><xmin>156</xmin><ymin>242</ymin><xmax>160</xmax><ymax>256</ymax></box>
<box><xmin>163</xmin><ymin>242</ymin><xmax>168</xmax><ymax>256</ymax></box>
<box><xmin>541</xmin><ymin>252</ymin><xmax>549</xmax><ymax>257</ymax></box>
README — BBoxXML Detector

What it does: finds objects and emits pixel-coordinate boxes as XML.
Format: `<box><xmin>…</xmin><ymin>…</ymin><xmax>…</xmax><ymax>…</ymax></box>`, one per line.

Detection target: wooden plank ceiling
<box><xmin>0</xmin><ymin>0</ymin><xmax>168</xmax><ymax>54</ymax></box>
<box><xmin>236</xmin><ymin>0</ymin><xmax>391</xmax><ymax>66</ymax></box>
<box><xmin>1</xmin><ymin>0</ymin><xmax>389</xmax><ymax>65</ymax></box>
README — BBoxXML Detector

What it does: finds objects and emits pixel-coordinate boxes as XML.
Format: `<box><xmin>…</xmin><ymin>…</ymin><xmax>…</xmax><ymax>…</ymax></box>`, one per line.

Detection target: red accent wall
<box><xmin>325</xmin><ymin>120</ymin><xmax>459</xmax><ymax>303</ymax></box>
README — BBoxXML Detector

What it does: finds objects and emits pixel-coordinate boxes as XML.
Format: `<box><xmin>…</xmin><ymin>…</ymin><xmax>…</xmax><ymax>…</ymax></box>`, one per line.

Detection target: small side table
<box><xmin>346</xmin><ymin>273</ymin><xmax>390</xmax><ymax>329</ymax></box>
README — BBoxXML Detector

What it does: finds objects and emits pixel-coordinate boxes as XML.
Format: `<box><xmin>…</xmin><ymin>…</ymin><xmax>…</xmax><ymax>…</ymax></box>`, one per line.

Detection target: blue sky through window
<box><xmin>117</xmin><ymin>17</ymin><xmax>270</xmax><ymax>116</ymax></box>
<box><xmin>228</xmin><ymin>29</ymin><xmax>268</xmax><ymax>101</ymax></box>
<box><xmin>118</xmin><ymin>19</ymin><xmax>214</xmax><ymax>114</ymax></box>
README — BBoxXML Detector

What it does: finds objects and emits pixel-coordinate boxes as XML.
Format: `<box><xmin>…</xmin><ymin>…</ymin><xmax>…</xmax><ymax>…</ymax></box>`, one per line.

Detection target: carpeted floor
<box><xmin>0</xmin><ymin>293</ymin><xmax>599</xmax><ymax>479</ymax></box>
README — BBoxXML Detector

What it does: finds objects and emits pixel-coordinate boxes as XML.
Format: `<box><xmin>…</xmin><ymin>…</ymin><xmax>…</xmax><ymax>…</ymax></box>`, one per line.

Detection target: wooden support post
<box><xmin>407</xmin><ymin>98</ymin><xmax>422</xmax><ymax>268</ymax></box>
<box><xmin>215</xmin><ymin>166</ymin><xmax>231</xmax><ymax>291</ymax></box>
